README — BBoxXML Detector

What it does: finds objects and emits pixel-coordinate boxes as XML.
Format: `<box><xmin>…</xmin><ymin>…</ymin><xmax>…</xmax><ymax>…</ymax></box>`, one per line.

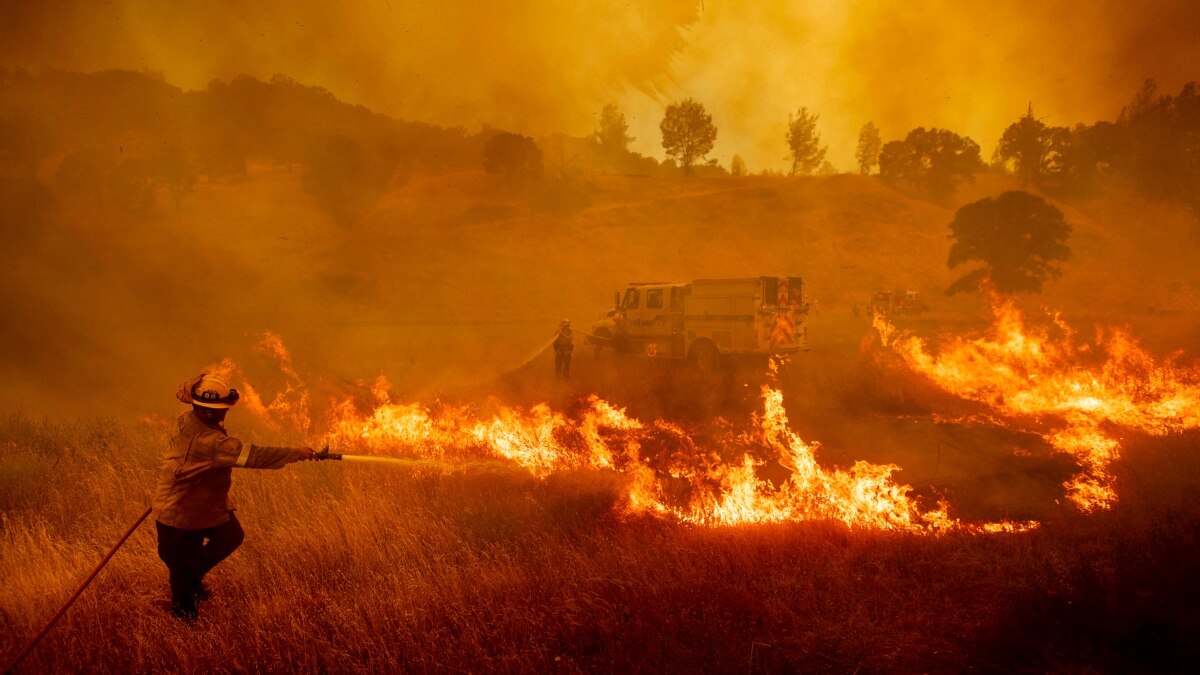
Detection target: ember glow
<box><xmin>877</xmin><ymin>290</ymin><xmax>1200</xmax><ymax>511</ymax></box>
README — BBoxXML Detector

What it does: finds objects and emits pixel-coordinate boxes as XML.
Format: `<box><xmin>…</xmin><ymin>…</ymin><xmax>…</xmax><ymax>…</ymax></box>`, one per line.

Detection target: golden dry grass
<box><xmin>2</xmin><ymin>408</ymin><xmax>1199</xmax><ymax>673</ymax></box>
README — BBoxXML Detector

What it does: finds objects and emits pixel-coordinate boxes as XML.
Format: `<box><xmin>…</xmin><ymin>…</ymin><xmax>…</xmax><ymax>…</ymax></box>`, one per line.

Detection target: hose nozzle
<box><xmin>314</xmin><ymin>444</ymin><xmax>342</xmax><ymax>461</ymax></box>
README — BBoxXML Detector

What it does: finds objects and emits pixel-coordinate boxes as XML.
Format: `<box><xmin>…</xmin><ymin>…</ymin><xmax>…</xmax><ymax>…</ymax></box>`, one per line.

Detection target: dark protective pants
<box><xmin>554</xmin><ymin>345</ymin><xmax>573</xmax><ymax>378</ymax></box>
<box><xmin>156</xmin><ymin>514</ymin><xmax>244</xmax><ymax>613</ymax></box>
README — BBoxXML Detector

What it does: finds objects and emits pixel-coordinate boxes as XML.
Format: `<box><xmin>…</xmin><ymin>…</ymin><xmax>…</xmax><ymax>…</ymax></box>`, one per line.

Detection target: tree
<box><xmin>594</xmin><ymin>104</ymin><xmax>633</xmax><ymax>156</ymax></box>
<box><xmin>879</xmin><ymin>127</ymin><xmax>984</xmax><ymax>200</ymax></box>
<box><xmin>855</xmin><ymin>122</ymin><xmax>882</xmax><ymax>175</ymax></box>
<box><xmin>785</xmin><ymin>107</ymin><xmax>827</xmax><ymax>176</ymax></box>
<box><xmin>946</xmin><ymin>191</ymin><xmax>1071</xmax><ymax>295</ymax></box>
<box><xmin>660</xmin><ymin>98</ymin><xmax>717</xmax><ymax>176</ymax></box>
<box><xmin>730</xmin><ymin>154</ymin><xmax>747</xmax><ymax>176</ymax></box>
<box><xmin>148</xmin><ymin>142</ymin><xmax>197</xmax><ymax>210</ymax></box>
<box><xmin>1116</xmin><ymin>79</ymin><xmax>1200</xmax><ymax>221</ymax></box>
<box><xmin>996</xmin><ymin>104</ymin><xmax>1050</xmax><ymax>186</ymax></box>
<box><xmin>482</xmin><ymin>132</ymin><xmax>543</xmax><ymax>183</ymax></box>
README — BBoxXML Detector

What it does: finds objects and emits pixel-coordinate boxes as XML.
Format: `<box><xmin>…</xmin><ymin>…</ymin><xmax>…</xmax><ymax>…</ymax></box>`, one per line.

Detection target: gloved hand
<box><xmin>298</xmin><ymin>447</ymin><xmax>316</xmax><ymax>461</ymax></box>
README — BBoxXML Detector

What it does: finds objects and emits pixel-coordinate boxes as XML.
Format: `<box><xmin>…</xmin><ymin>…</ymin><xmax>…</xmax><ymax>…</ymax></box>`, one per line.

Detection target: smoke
<box><xmin>3</xmin><ymin>1</ymin><xmax>1198</xmax><ymax>172</ymax></box>
<box><xmin>1</xmin><ymin>1</ymin><xmax>1198</xmax><ymax>420</ymax></box>
<box><xmin>619</xmin><ymin>0</ymin><xmax>1200</xmax><ymax>172</ymax></box>
<box><xmin>0</xmin><ymin>0</ymin><xmax>697</xmax><ymax>137</ymax></box>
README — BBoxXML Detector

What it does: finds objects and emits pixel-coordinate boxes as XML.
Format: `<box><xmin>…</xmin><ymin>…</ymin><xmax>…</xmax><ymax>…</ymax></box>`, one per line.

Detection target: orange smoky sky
<box><xmin>2</xmin><ymin>0</ymin><xmax>1198</xmax><ymax>172</ymax></box>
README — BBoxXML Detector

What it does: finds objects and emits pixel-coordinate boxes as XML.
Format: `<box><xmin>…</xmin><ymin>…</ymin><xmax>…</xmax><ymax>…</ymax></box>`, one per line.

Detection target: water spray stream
<box><xmin>314</xmin><ymin>446</ymin><xmax>464</xmax><ymax>471</ymax></box>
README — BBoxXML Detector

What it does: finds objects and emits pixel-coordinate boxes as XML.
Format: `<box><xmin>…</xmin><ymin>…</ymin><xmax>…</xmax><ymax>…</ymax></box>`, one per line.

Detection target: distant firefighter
<box><xmin>153</xmin><ymin>373</ymin><xmax>314</xmax><ymax>621</ymax></box>
<box><xmin>554</xmin><ymin>319</ymin><xmax>574</xmax><ymax>378</ymax></box>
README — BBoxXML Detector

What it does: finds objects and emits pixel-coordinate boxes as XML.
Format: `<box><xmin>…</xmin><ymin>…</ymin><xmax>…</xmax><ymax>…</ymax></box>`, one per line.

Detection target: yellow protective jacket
<box><xmin>153</xmin><ymin>411</ymin><xmax>307</xmax><ymax>530</ymax></box>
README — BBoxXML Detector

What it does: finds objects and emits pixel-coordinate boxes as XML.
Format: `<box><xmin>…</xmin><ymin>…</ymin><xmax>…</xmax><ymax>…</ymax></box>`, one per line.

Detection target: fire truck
<box><xmin>589</xmin><ymin>277</ymin><xmax>808</xmax><ymax>368</ymax></box>
<box><xmin>869</xmin><ymin>289</ymin><xmax>929</xmax><ymax>316</ymax></box>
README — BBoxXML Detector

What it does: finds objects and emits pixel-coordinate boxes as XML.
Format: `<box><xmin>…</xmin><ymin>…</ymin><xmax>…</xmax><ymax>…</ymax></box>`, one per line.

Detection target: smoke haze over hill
<box><xmin>3</xmin><ymin>1</ymin><xmax>1199</xmax><ymax>170</ymax></box>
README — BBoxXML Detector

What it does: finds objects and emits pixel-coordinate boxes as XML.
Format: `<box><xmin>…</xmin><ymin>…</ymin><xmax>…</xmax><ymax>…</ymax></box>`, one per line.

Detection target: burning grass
<box><xmin>4</xmin><ymin>305</ymin><xmax>1200</xmax><ymax>670</ymax></box>
<box><xmin>190</xmin><ymin>333</ymin><xmax>1028</xmax><ymax>533</ymax></box>
<box><xmin>876</xmin><ymin>287</ymin><xmax>1200</xmax><ymax>513</ymax></box>
<box><xmin>1</xmin><ymin>416</ymin><xmax>1199</xmax><ymax>672</ymax></box>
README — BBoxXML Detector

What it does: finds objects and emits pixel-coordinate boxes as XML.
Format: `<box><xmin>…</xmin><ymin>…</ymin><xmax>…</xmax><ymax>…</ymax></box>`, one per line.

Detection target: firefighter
<box><xmin>553</xmin><ymin>319</ymin><xmax>574</xmax><ymax>378</ymax></box>
<box><xmin>153</xmin><ymin>373</ymin><xmax>314</xmax><ymax>621</ymax></box>
<box><xmin>612</xmin><ymin>311</ymin><xmax>632</xmax><ymax>356</ymax></box>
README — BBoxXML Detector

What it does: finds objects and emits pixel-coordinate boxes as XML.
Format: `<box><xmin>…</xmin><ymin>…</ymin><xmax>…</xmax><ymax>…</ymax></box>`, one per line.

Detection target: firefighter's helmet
<box><xmin>190</xmin><ymin>374</ymin><xmax>240</xmax><ymax>409</ymax></box>
<box><xmin>561</xmin><ymin>319</ymin><xmax>571</xmax><ymax>326</ymax></box>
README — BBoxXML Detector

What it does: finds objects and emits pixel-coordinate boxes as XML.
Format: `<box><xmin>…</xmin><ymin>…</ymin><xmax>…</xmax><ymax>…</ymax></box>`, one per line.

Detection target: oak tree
<box><xmin>946</xmin><ymin>191</ymin><xmax>1071</xmax><ymax>295</ymax></box>
<box><xmin>879</xmin><ymin>127</ymin><xmax>984</xmax><ymax>200</ymax></box>
<box><xmin>996</xmin><ymin>104</ymin><xmax>1050</xmax><ymax>186</ymax></box>
<box><xmin>660</xmin><ymin>98</ymin><xmax>717</xmax><ymax>176</ymax></box>
<box><xmin>482</xmin><ymin>132</ymin><xmax>543</xmax><ymax>184</ymax></box>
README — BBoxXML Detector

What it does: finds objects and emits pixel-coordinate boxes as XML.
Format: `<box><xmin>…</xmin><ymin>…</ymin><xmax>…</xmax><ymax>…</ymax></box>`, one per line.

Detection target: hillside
<box><xmin>2</xmin><ymin>156</ymin><xmax>1198</xmax><ymax>417</ymax></box>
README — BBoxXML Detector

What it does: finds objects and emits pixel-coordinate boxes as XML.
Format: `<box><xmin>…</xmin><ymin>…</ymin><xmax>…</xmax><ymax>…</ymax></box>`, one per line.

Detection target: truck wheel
<box><xmin>689</xmin><ymin>340</ymin><xmax>722</xmax><ymax>373</ymax></box>
<box><xmin>681</xmin><ymin>340</ymin><xmax>730</xmax><ymax>415</ymax></box>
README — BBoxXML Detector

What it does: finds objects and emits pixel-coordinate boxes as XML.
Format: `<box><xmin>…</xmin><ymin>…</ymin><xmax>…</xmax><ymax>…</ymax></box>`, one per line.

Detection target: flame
<box><xmin>322</xmin><ymin>378</ymin><xmax>1029</xmax><ymax>533</ymax></box>
<box><xmin>203</xmin><ymin>335</ymin><xmax>1037</xmax><ymax>533</ymax></box>
<box><xmin>876</xmin><ymin>288</ymin><xmax>1200</xmax><ymax>511</ymax></box>
<box><xmin>257</xmin><ymin>331</ymin><xmax>302</xmax><ymax>383</ymax></box>
<box><xmin>202</xmin><ymin>334</ymin><xmax>311</xmax><ymax>434</ymax></box>
<box><xmin>203</xmin><ymin>357</ymin><xmax>239</xmax><ymax>382</ymax></box>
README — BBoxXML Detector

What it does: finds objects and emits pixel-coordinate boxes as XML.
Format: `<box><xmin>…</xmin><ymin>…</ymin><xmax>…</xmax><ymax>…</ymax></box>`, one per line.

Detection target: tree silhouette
<box><xmin>594</xmin><ymin>104</ymin><xmax>633</xmax><ymax>156</ymax></box>
<box><xmin>1117</xmin><ymin>79</ymin><xmax>1200</xmax><ymax>223</ymax></box>
<box><xmin>879</xmin><ymin>127</ymin><xmax>983</xmax><ymax>200</ymax></box>
<box><xmin>660</xmin><ymin>98</ymin><xmax>717</xmax><ymax>176</ymax></box>
<box><xmin>482</xmin><ymin>132</ymin><xmax>543</xmax><ymax>183</ymax></box>
<box><xmin>997</xmin><ymin>104</ymin><xmax>1051</xmax><ymax>186</ymax></box>
<box><xmin>946</xmin><ymin>191</ymin><xmax>1071</xmax><ymax>295</ymax></box>
<box><xmin>855</xmin><ymin>122</ymin><xmax>882</xmax><ymax>175</ymax></box>
<box><xmin>730</xmin><ymin>154</ymin><xmax>747</xmax><ymax>176</ymax></box>
<box><xmin>785</xmin><ymin>107</ymin><xmax>827</xmax><ymax>176</ymax></box>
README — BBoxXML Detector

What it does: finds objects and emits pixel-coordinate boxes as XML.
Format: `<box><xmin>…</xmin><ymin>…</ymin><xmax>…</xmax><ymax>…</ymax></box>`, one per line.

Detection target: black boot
<box><xmin>171</xmin><ymin>596</ymin><xmax>198</xmax><ymax>622</ymax></box>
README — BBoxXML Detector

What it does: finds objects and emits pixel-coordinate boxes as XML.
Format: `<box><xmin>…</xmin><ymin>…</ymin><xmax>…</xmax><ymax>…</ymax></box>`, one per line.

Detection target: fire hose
<box><xmin>312</xmin><ymin>445</ymin><xmax>447</xmax><ymax>468</ymax></box>
<box><xmin>505</xmin><ymin>328</ymin><xmax>612</xmax><ymax>374</ymax></box>
<box><xmin>5</xmin><ymin>506</ymin><xmax>153</xmax><ymax>674</ymax></box>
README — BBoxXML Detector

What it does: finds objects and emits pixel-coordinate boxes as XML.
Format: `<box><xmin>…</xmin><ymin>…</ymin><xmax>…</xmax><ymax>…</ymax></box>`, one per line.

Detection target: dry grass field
<box><xmin>2</xmin><ymin>404</ymin><xmax>1199</xmax><ymax>673</ymax></box>
<box><xmin>4</xmin><ymin>163</ymin><xmax>1200</xmax><ymax>673</ymax></box>
<box><xmin>4</xmin><ymin>304</ymin><xmax>1200</xmax><ymax>673</ymax></box>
